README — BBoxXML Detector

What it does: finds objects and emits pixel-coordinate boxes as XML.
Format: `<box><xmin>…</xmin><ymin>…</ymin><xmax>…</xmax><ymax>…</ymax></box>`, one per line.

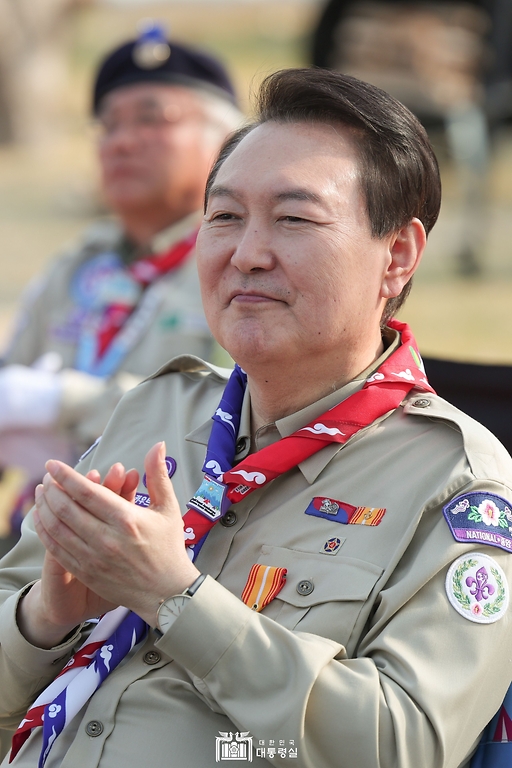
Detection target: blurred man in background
<box><xmin>0</xmin><ymin>25</ymin><xmax>242</xmax><ymax>545</ymax></box>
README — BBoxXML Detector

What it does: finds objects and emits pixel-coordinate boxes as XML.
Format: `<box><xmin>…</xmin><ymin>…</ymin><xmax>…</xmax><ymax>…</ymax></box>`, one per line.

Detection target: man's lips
<box><xmin>228</xmin><ymin>290</ymin><xmax>286</xmax><ymax>304</ymax></box>
<box><xmin>228</xmin><ymin>288</ymin><xmax>287</xmax><ymax>304</ymax></box>
<box><xmin>103</xmin><ymin>164</ymin><xmax>146</xmax><ymax>180</ymax></box>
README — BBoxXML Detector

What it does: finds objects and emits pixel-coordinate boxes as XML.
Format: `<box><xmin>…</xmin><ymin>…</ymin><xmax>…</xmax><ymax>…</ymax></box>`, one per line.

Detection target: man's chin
<box><xmin>224</xmin><ymin>337</ymin><xmax>286</xmax><ymax>373</ymax></box>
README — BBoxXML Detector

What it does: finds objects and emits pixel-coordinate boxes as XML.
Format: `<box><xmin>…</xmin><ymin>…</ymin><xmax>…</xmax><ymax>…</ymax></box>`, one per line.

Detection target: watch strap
<box><xmin>183</xmin><ymin>573</ymin><xmax>207</xmax><ymax>597</ymax></box>
<box><xmin>154</xmin><ymin>574</ymin><xmax>206</xmax><ymax>637</ymax></box>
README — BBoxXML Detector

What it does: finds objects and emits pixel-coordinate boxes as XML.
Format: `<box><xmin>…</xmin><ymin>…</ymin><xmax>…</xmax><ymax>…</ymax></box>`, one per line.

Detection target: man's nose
<box><xmin>100</xmin><ymin>122</ymin><xmax>140</xmax><ymax>152</ymax></box>
<box><xmin>230</xmin><ymin>224</ymin><xmax>276</xmax><ymax>273</ymax></box>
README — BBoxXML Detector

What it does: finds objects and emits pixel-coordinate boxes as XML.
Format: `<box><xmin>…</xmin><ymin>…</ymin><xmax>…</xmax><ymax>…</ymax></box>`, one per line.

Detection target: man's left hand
<box><xmin>33</xmin><ymin>442</ymin><xmax>200</xmax><ymax>627</ymax></box>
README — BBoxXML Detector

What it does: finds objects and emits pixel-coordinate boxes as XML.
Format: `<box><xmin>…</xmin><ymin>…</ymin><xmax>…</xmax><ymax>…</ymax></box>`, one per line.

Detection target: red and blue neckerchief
<box><xmin>75</xmin><ymin>229</ymin><xmax>198</xmax><ymax>378</ymax></box>
<box><xmin>10</xmin><ymin>608</ymin><xmax>146</xmax><ymax>766</ymax></box>
<box><xmin>11</xmin><ymin>318</ymin><xmax>432</xmax><ymax>766</ymax></box>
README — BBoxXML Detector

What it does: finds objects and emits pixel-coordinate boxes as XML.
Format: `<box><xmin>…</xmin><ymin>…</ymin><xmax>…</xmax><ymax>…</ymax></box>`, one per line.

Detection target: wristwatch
<box><xmin>155</xmin><ymin>574</ymin><xmax>206</xmax><ymax>636</ymax></box>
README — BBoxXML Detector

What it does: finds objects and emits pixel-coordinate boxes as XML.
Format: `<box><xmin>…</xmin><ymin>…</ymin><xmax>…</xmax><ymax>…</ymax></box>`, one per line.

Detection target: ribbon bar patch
<box><xmin>241</xmin><ymin>565</ymin><xmax>287</xmax><ymax>612</ymax></box>
<box><xmin>305</xmin><ymin>497</ymin><xmax>386</xmax><ymax>526</ymax></box>
<box><xmin>443</xmin><ymin>492</ymin><xmax>512</xmax><ymax>553</ymax></box>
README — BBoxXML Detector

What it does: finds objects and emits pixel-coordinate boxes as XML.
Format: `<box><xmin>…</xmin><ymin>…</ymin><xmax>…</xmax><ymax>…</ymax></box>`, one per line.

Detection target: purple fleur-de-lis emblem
<box><xmin>466</xmin><ymin>566</ymin><xmax>496</xmax><ymax>601</ymax></box>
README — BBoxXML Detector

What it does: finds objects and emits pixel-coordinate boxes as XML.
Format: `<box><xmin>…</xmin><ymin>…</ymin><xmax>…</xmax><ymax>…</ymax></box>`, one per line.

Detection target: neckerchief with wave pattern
<box><xmin>10</xmin><ymin>609</ymin><xmax>147</xmax><ymax>767</ymax></box>
<box><xmin>184</xmin><ymin>318</ymin><xmax>434</xmax><ymax>557</ymax></box>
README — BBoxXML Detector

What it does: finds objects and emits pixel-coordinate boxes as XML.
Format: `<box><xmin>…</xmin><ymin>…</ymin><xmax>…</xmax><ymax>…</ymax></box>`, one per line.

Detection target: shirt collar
<box><xmin>186</xmin><ymin>326</ymin><xmax>400</xmax><ymax>483</ymax></box>
<box><xmin>150</xmin><ymin>211</ymin><xmax>202</xmax><ymax>254</ymax></box>
<box><xmin>119</xmin><ymin>211</ymin><xmax>202</xmax><ymax>264</ymax></box>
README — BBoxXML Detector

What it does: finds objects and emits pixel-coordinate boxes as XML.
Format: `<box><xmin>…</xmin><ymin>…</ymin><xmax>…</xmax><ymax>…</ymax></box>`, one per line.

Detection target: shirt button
<box><xmin>85</xmin><ymin>720</ymin><xmax>104</xmax><ymax>737</ymax></box>
<box><xmin>221</xmin><ymin>510</ymin><xmax>238</xmax><ymax>527</ymax></box>
<box><xmin>296</xmin><ymin>579</ymin><xmax>314</xmax><ymax>596</ymax></box>
<box><xmin>143</xmin><ymin>650</ymin><xmax>161</xmax><ymax>665</ymax></box>
<box><xmin>236</xmin><ymin>437</ymin><xmax>247</xmax><ymax>453</ymax></box>
<box><xmin>412</xmin><ymin>398</ymin><xmax>431</xmax><ymax>408</ymax></box>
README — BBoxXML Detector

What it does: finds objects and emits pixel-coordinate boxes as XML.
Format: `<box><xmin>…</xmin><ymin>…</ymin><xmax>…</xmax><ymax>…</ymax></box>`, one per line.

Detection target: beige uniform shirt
<box><xmin>2</xmin><ymin>212</ymin><xmax>227</xmax><ymax>451</ymax></box>
<box><xmin>1</xmin><ymin>339</ymin><xmax>512</xmax><ymax>768</ymax></box>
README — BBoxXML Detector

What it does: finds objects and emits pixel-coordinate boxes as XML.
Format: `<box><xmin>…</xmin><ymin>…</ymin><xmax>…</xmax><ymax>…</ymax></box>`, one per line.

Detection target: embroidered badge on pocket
<box><xmin>320</xmin><ymin>537</ymin><xmax>345</xmax><ymax>555</ymax></box>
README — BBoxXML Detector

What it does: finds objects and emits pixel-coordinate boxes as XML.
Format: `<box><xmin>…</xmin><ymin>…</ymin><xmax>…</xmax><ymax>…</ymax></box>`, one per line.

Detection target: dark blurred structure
<box><xmin>310</xmin><ymin>0</ymin><xmax>512</xmax><ymax>275</ymax></box>
<box><xmin>424</xmin><ymin>356</ymin><xmax>512</xmax><ymax>454</ymax></box>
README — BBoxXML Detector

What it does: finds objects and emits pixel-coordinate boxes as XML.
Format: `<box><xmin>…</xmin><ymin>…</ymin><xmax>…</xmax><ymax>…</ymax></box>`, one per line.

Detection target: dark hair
<box><xmin>205</xmin><ymin>68</ymin><xmax>441</xmax><ymax>322</ymax></box>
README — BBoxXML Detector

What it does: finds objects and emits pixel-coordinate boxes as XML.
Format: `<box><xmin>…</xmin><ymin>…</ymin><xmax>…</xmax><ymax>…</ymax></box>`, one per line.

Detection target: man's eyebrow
<box><xmin>99</xmin><ymin>95</ymin><xmax>160</xmax><ymax>117</ymax></box>
<box><xmin>274</xmin><ymin>189</ymin><xmax>323</xmax><ymax>204</ymax></box>
<box><xmin>208</xmin><ymin>185</ymin><xmax>238</xmax><ymax>200</ymax></box>
<box><xmin>207</xmin><ymin>187</ymin><xmax>323</xmax><ymax>204</ymax></box>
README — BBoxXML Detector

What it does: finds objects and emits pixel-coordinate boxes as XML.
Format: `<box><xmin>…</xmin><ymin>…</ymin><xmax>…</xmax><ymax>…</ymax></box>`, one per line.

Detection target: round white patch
<box><xmin>446</xmin><ymin>552</ymin><xmax>509</xmax><ymax>623</ymax></box>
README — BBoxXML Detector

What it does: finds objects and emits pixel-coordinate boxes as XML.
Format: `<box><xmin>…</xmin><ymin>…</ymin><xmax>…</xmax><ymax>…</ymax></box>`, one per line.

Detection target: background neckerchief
<box><xmin>471</xmin><ymin>685</ymin><xmax>512</xmax><ymax>766</ymax></box>
<box><xmin>75</xmin><ymin>228</ymin><xmax>198</xmax><ymax>377</ymax></box>
<box><xmin>11</xmin><ymin>318</ymin><xmax>432</xmax><ymax>766</ymax></box>
<box><xmin>184</xmin><ymin>318</ymin><xmax>434</xmax><ymax>555</ymax></box>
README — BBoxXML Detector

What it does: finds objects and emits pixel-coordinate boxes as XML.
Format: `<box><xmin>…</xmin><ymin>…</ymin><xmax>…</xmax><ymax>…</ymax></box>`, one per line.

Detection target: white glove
<box><xmin>0</xmin><ymin>364</ymin><xmax>63</xmax><ymax>431</ymax></box>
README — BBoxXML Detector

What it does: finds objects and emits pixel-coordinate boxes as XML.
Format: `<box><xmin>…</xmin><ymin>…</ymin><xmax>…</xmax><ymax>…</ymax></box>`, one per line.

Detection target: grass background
<box><xmin>0</xmin><ymin>0</ymin><xmax>511</xmax><ymax>362</ymax></box>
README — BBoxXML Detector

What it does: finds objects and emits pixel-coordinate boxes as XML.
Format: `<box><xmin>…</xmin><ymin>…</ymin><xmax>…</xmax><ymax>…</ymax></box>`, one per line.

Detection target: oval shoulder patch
<box><xmin>446</xmin><ymin>552</ymin><xmax>509</xmax><ymax>624</ymax></box>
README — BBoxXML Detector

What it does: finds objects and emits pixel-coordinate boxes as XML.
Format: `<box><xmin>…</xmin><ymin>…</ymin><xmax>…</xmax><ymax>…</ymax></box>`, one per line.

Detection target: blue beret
<box><xmin>93</xmin><ymin>24</ymin><xmax>237</xmax><ymax>113</ymax></box>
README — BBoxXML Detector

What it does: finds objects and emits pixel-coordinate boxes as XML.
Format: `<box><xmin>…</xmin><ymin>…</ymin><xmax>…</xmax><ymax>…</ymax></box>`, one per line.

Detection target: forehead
<box><xmin>212</xmin><ymin>121</ymin><xmax>361</xmax><ymax>200</ymax></box>
<box><xmin>98</xmin><ymin>83</ymin><xmax>205</xmax><ymax>114</ymax></box>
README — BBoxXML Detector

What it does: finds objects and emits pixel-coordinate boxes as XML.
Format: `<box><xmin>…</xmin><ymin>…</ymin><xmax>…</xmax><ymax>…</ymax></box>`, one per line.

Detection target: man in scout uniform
<box><xmin>0</xmin><ymin>68</ymin><xmax>511</xmax><ymax>768</ymax></box>
<box><xmin>0</xmin><ymin>24</ymin><xmax>241</xmax><ymax>524</ymax></box>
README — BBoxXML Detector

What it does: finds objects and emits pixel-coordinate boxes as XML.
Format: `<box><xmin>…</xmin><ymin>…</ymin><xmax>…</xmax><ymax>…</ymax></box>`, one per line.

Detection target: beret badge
<box><xmin>132</xmin><ymin>23</ymin><xmax>171</xmax><ymax>70</ymax></box>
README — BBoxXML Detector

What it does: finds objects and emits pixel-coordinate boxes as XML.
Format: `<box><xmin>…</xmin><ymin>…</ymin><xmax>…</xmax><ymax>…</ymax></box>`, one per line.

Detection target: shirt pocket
<box><xmin>256</xmin><ymin>545</ymin><xmax>383</xmax><ymax>648</ymax></box>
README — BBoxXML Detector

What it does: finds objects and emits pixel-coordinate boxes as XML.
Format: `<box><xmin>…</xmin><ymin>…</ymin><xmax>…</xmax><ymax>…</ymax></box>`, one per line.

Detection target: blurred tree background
<box><xmin>0</xmin><ymin>0</ymin><xmax>511</xmax><ymax>362</ymax></box>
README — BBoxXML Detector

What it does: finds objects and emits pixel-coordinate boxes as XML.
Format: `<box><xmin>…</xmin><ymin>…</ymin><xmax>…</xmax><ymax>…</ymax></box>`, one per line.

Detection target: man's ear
<box><xmin>380</xmin><ymin>218</ymin><xmax>426</xmax><ymax>299</ymax></box>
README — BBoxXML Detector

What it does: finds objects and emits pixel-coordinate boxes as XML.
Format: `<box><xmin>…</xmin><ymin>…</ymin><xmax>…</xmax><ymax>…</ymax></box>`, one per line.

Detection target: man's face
<box><xmin>197</xmin><ymin>121</ymin><xmax>399</xmax><ymax>370</ymax></box>
<box><xmin>97</xmin><ymin>83</ymin><xmax>222</xmax><ymax>221</ymax></box>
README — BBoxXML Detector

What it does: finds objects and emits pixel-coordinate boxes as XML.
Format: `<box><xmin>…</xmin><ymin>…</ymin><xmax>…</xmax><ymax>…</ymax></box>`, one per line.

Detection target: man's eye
<box><xmin>97</xmin><ymin>112</ymin><xmax>164</xmax><ymax>136</ymax></box>
<box><xmin>283</xmin><ymin>215</ymin><xmax>306</xmax><ymax>222</ymax></box>
<box><xmin>98</xmin><ymin>118</ymin><xmax>119</xmax><ymax>134</ymax></box>
<box><xmin>212</xmin><ymin>213</ymin><xmax>237</xmax><ymax>221</ymax></box>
